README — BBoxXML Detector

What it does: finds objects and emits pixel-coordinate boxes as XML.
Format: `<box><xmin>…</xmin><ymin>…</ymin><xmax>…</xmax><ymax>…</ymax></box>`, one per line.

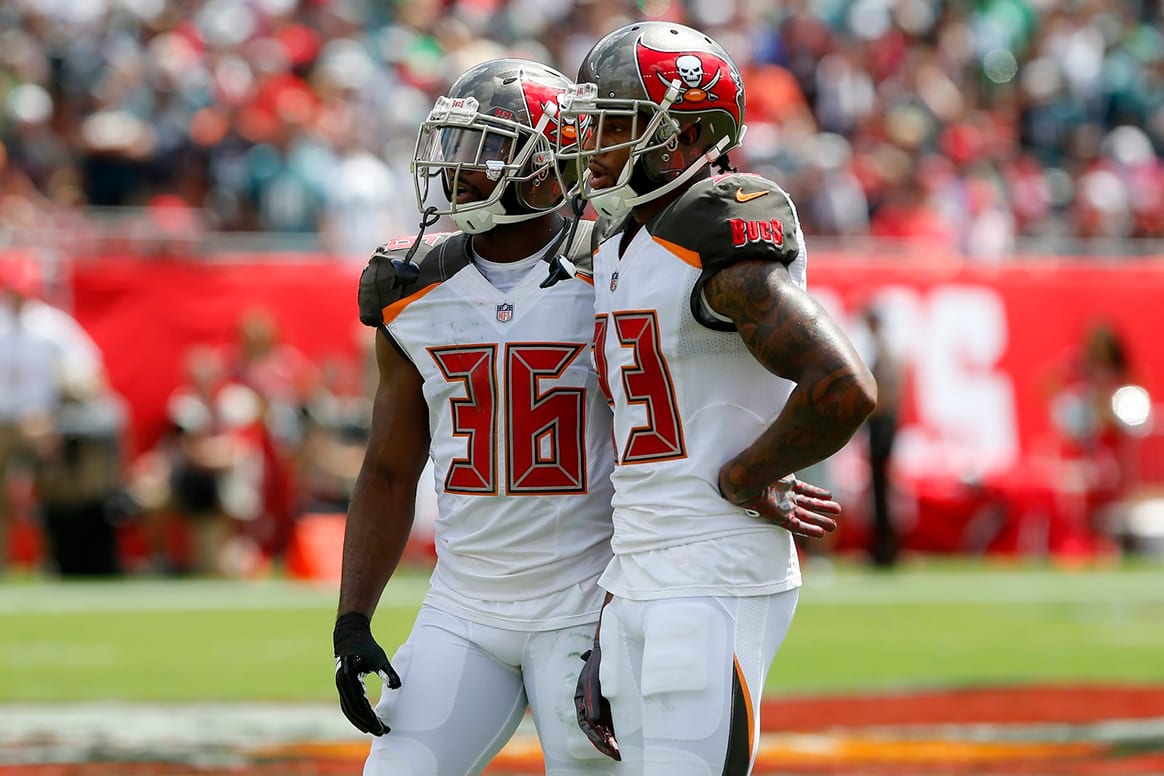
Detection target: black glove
<box><xmin>574</xmin><ymin>641</ymin><xmax>621</xmax><ymax>761</ymax></box>
<box><xmin>333</xmin><ymin>612</ymin><xmax>400</xmax><ymax>735</ymax></box>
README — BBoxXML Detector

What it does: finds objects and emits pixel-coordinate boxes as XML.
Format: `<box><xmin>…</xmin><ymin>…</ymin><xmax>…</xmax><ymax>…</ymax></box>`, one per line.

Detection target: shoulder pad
<box><xmin>592</xmin><ymin>214</ymin><xmax>626</xmax><ymax>250</ymax></box>
<box><xmin>357</xmin><ymin>232</ymin><xmax>473</xmax><ymax>327</ymax></box>
<box><xmin>648</xmin><ymin>173</ymin><xmax>802</xmax><ymax>274</ymax></box>
<box><xmin>563</xmin><ymin>218</ymin><xmax>596</xmax><ymax>276</ymax></box>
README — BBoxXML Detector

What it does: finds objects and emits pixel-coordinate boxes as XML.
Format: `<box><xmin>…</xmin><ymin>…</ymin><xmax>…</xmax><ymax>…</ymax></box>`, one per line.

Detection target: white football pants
<box><xmin>598</xmin><ymin>590</ymin><xmax>799</xmax><ymax>775</ymax></box>
<box><xmin>363</xmin><ymin>604</ymin><xmax>623</xmax><ymax>775</ymax></box>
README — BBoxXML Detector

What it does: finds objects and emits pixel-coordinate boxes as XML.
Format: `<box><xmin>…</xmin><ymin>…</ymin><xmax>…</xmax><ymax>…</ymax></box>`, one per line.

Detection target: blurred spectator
<box><xmin>320</xmin><ymin>128</ymin><xmax>406</xmax><ymax>260</ymax></box>
<box><xmin>803</xmin><ymin>133</ymin><xmax>871</xmax><ymax>236</ymax></box>
<box><xmin>295</xmin><ymin>353</ymin><xmax>370</xmax><ymax>515</ymax></box>
<box><xmin>863</xmin><ymin>305</ymin><xmax>905</xmax><ymax>568</ymax></box>
<box><xmin>1048</xmin><ymin>321</ymin><xmax>1147</xmax><ymax>533</ymax></box>
<box><xmin>229</xmin><ymin>308</ymin><xmax>316</xmax><ymax>412</ymax></box>
<box><xmin>130</xmin><ymin>346</ymin><xmax>265</xmax><ymax>576</ymax></box>
<box><xmin>30</xmin><ymin>374</ymin><xmax>133</xmax><ymax>577</ymax></box>
<box><xmin>0</xmin><ymin>0</ymin><xmax>1161</xmax><ymax>255</ymax></box>
<box><xmin>225</xmin><ymin>308</ymin><xmax>316</xmax><ymax>562</ymax></box>
<box><xmin>0</xmin><ymin>257</ymin><xmax>103</xmax><ymax>572</ymax></box>
<box><xmin>125</xmin><ymin>309</ymin><xmax>313</xmax><ymax>574</ymax></box>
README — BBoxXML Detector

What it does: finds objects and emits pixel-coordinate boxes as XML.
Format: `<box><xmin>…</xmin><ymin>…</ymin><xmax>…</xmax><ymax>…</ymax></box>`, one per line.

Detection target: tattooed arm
<box><xmin>704</xmin><ymin>259</ymin><xmax>877</xmax><ymax>534</ymax></box>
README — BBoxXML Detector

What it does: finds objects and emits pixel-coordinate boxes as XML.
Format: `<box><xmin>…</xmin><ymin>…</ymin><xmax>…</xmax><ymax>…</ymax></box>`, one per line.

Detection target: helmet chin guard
<box><xmin>582</xmin><ymin>133</ymin><xmax>731</xmax><ymax>220</ymax></box>
<box><xmin>584</xmin><ymin>174</ymin><xmax>641</xmax><ymax>221</ymax></box>
<box><xmin>450</xmin><ymin>199</ymin><xmax>507</xmax><ymax>234</ymax></box>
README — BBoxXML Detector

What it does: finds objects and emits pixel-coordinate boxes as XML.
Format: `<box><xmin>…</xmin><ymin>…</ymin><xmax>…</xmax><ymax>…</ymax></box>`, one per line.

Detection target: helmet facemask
<box><xmin>557</xmin><ymin>80</ymin><xmax>733</xmax><ymax>220</ymax></box>
<box><xmin>412</xmin><ymin>95</ymin><xmax>568</xmax><ymax>234</ymax></box>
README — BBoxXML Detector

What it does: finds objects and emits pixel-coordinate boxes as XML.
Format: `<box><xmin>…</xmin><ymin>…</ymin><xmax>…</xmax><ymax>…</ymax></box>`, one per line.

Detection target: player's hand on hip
<box><xmin>574</xmin><ymin>641</ymin><xmax>621</xmax><ymax>761</ymax></box>
<box><xmin>721</xmin><ymin>472</ymin><xmax>842</xmax><ymax>539</ymax></box>
<box><xmin>333</xmin><ymin>612</ymin><xmax>400</xmax><ymax>735</ymax></box>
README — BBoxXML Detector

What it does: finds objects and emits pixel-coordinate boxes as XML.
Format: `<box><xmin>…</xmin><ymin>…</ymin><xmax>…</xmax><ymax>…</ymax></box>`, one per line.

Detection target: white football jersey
<box><xmin>591</xmin><ymin>173</ymin><xmax>808</xmax><ymax>600</ymax></box>
<box><xmin>383</xmin><ymin>250</ymin><xmax>615</xmax><ymax>629</ymax></box>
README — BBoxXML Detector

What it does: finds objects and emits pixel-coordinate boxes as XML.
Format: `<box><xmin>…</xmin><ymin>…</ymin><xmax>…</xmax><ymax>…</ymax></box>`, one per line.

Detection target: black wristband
<box><xmin>333</xmin><ymin>612</ymin><xmax>373</xmax><ymax>653</ymax></box>
<box><xmin>335</xmin><ymin>612</ymin><xmax>371</xmax><ymax>630</ymax></box>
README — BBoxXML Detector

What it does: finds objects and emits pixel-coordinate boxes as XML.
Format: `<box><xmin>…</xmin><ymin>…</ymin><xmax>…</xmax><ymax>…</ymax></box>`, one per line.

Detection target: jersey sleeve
<box><xmin>649</xmin><ymin>173</ymin><xmax>805</xmax><ymax>333</ymax></box>
<box><xmin>357</xmin><ymin>232</ymin><xmax>471</xmax><ymax>327</ymax></box>
<box><xmin>650</xmin><ymin>173</ymin><xmax>803</xmax><ymax>273</ymax></box>
<box><xmin>538</xmin><ymin>216</ymin><xmax>600</xmax><ymax>287</ymax></box>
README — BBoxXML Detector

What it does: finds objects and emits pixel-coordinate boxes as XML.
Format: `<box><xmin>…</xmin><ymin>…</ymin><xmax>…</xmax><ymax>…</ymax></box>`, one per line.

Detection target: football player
<box><xmin>553</xmin><ymin>23</ymin><xmax>878</xmax><ymax>772</ymax></box>
<box><xmin>332</xmin><ymin>58</ymin><xmax>623</xmax><ymax>774</ymax></box>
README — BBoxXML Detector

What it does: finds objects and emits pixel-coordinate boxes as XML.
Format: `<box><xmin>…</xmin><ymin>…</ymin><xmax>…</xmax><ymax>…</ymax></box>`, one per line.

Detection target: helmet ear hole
<box><xmin>640</xmin><ymin>118</ymin><xmax>705</xmax><ymax>183</ymax></box>
<box><xmin>518</xmin><ymin>179</ymin><xmax>565</xmax><ymax>210</ymax></box>
<box><xmin>516</xmin><ymin>163</ymin><xmax>565</xmax><ymax>210</ymax></box>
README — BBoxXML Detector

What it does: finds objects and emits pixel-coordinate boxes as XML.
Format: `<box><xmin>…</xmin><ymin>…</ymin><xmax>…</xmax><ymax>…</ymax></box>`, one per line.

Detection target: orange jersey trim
<box><xmin>573</xmin><ymin>271</ymin><xmax>595</xmax><ymax>286</ymax></box>
<box><xmin>382</xmin><ymin>282</ymin><xmax>441</xmax><ymax>326</ymax></box>
<box><xmin>734</xmin><ymin>655</ymin><xmax>756</xmax><ymax>753</ymax></box>
<box><xmin>652</xmin><ymin>235</ymin><xmax>702</xmax><ymax>269</ymax></box>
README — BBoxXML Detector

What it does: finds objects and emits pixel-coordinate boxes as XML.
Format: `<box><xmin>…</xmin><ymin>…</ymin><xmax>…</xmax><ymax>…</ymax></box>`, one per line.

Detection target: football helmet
<box><xmin>557</xmin><ymin>22</ymin><xmax>747</xmax><ymax>220</ymax></box>
<box><xmin>412</xmin><ymin>58</ymin><xmax>579</xmax><ymax>234</ymax></box>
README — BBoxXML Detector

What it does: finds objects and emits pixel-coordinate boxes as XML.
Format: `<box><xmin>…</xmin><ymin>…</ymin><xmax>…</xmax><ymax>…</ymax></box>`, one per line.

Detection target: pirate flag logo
<box><xmin>520</xmin><ymin>80</ymin><xmax>581</xmax><ymax>147</ymax></box>
<box><xmin>635</xmin><ymin>41</ymin><xmax>743</xmax><ymax>124</ymax></box>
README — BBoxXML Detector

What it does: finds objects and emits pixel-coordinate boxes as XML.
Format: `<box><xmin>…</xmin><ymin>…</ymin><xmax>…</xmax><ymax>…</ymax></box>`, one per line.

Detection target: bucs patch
<box><xmin>636</xmin><ymin>41</ymin><xmax>743</xmax><ymax>123</ymax></box>
<box><xmin>496</xmin><ymin>302</ymin><xmax>514</xmax><ymax>322</ymax></box>
<box><xmin>729</xmin><ymin>217</ymin><xmax>784</xmax><ymax>248</ymax></box>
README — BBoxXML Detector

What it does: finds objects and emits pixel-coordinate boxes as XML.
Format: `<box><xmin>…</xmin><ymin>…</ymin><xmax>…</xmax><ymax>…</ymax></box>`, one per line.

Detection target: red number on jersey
<box><xmin>591</xmin><ymin>316</ymin><xmax>614</xmax><ymax>405</ymax></box>
<box><xmin>430</xmin><ymin>345</ymin><xmax>498</xmax><ymax>494</ymax></box>
<box><xmin>430</xmin><ymin>343</ymin><xmax>589</xmax><ymax>495</ymax></box>
<box><xmin>610</xmin><ymin>311</ymin><xmax>687</xmax><ymax>464</ymax></box>
<box><xmin>506</xmin><ymin>344</ymin><xmax>587</xmax><ymax>494</ymax></box>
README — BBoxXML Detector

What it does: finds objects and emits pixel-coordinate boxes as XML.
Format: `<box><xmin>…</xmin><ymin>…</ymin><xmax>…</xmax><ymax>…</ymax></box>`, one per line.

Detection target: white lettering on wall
<box><xmin>820</xmin><ymin>284</ymin><xmax>1018</xmax><ymax>479</ymax></box>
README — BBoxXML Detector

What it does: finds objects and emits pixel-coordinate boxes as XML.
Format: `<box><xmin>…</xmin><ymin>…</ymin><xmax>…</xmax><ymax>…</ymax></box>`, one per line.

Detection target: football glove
<box><xmin>333</xmin><ymin>612</ymin><xmax>400</xmax><ymax>735</ymax></box>
<box><xmin>574</xmin><ymin>641</ymin><xmax>621</xmax><ymax>761</ymax></box>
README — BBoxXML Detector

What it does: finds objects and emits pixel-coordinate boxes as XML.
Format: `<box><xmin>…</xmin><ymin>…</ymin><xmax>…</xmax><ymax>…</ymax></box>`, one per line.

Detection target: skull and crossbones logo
<box><xmin>659</xmin><ymin>54</ymin><xmax>721</xmax><ymax>103</ymax></box>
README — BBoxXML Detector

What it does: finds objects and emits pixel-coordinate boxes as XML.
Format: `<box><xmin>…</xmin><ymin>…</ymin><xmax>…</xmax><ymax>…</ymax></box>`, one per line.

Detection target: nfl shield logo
<box><xmin>610</xmin><ymin>272</ymin><xmax>619</xmax><ymax>292</ymax></box>
<box><xmin>496</xmin><ymin>302</ymin><xmax>514</xmax><ymax>322</ymax></box>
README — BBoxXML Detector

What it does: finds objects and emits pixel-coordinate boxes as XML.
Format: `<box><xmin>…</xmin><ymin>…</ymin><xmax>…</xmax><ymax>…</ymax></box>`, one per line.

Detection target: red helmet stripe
<box><xmin>635</xmin><ymin>39</ymin><xmax>742</xmax><ymax>125</ymax></box>
<box><xmin>519</xmin><ymin>79</ymin><xmax>567</xmax><ymax>143</ymax></box>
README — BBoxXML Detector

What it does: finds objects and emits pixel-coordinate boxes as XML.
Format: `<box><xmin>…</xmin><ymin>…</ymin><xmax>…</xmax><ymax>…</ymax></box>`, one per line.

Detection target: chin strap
<box><xmin>587</xmin><ymin>134</ymin><xmax>732</xmax><ymax>221</ymax></box>
<box><xmin>391</xmin><ymin>206</ymin><xmax>440</xmax><ymax>289</ymax></box>
<box><xmin>540</xmin><ymin>195</ymin><xmax>588</xmax><ymax>289</ymax></box>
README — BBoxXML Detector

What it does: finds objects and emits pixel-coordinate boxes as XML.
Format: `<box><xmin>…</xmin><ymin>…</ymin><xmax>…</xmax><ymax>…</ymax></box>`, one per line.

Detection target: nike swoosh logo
<box><xmin>735</xmin><ymin>188</ymin><xmax>769</xmax><ymax>203</ymax></box>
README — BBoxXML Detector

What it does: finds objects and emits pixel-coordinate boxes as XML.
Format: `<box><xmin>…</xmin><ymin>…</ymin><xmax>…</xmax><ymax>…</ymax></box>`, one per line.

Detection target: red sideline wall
<box><xmin>60</xmin><ymin>254</ymin><xmax>1164</xmax><ymax>474</ymax></box>
<box><xmin>807</xmin><ymin>254</ymin><xmax>1164</xmax><ymax>482</ymax></box>
<box><xmin>68</xmin><ymin>256</ymin><xmax>365</xmax><ymax>454</ymax></box>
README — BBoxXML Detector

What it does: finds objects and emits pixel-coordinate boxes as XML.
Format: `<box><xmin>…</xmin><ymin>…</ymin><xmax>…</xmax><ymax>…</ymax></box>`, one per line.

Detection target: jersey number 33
<box><xmin>593</xmin><ymin>311</ymin><xmax>687</xmax><ymax>465</ymax></box>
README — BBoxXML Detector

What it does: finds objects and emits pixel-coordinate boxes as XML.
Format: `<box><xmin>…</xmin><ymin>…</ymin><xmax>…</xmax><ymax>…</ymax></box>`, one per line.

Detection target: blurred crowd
<box><xmin>2</xmin><ymin>0</ymin><xmax>1163</xmax><ymax>575</ymax></box>
<box><xmin>0</xmin><ymin>257</ymin><xmax>374</xmax><ymax>577</ymax></box>
<box><xmin>0</xmin><ymin>0</ymin><xmax>1162</xmax><ymax>261</ymax></box>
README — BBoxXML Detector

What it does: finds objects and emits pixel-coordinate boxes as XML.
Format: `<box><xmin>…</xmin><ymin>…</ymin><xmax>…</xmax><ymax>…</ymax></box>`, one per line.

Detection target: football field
<box><xmin>2</xmin><ymin>559</ymin><xmax>1163</xmax><ymax>773</ymax></box>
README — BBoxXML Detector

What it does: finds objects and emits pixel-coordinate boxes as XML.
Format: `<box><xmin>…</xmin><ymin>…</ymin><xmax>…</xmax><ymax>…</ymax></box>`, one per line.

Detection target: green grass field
<box><xmin>2</xmin><ymin>559</ymin><xmax>1163</xmax><ymax>704</ymax></box>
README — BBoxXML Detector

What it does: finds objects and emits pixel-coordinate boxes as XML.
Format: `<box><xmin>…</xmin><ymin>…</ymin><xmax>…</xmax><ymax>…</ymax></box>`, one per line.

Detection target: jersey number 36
<box><xmin>429</xmin><ymin>343</ymin><xmax>588</xmax><ymax>496</ymax></box>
